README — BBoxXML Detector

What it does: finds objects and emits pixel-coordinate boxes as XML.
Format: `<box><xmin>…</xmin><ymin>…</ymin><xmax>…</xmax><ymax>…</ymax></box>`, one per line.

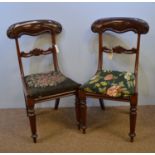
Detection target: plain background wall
<box><xmin>0</xmin><ymin>2</ymin><xmax>155</xmax><ymax>108</ymax></box>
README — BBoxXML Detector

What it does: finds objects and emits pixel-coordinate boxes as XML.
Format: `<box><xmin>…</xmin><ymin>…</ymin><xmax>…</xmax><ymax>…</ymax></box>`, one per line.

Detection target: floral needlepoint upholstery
<box><xmin>25</xmin><ymin>71</ymin><xmax>80</xmax><ymax>98</ymax></box>
<box><xmin>81</xmin><ymin>70</ymin><xmax>135</xmax><ymax>97</ymax></box>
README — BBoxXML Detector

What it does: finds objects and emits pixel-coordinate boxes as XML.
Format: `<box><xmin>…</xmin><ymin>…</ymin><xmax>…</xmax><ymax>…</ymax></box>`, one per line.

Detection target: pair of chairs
<box><xmin>7</xmin><ymin>17</ymin><xmax>149</xmax><ymax>143</ymax></box>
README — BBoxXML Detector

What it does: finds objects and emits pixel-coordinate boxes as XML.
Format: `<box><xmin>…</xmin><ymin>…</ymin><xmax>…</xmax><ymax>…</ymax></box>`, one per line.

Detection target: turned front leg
<box><xmin>129</xmin><ymin>94</ymin><xmax>138</xmax><ymax>142</ymax></box>
<box><xmin>27</xmin><ymin>99</ymin><xmax>37</xmax><ymax>143</ymax></box>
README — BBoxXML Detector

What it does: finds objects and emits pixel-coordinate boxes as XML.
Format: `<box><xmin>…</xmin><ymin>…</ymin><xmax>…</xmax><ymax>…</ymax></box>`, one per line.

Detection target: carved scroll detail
<box><xmin>21</xmin><ymin>47</ymin><xmax>53</xmax><ymax>57</ymax></box>
<box><xmin>102</xmin><ymin>46</ymin><xmax>137</xmax><ymax>54</ymax></box>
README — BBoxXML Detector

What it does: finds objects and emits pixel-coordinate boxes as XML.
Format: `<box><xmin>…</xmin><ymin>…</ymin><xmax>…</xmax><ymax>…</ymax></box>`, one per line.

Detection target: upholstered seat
<box><xmin>81</xmin><ymin>70</ymin><xmax>135</xmax><ymax>97</ymax></box>
<box><xmin>25</xmin><ymin>71</ymin><xmax>80</xmax><ymax>98</ymax></box>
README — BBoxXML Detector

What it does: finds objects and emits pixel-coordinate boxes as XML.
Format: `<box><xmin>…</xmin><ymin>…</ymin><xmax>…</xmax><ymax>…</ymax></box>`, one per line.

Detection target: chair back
<box><xmin>7</xmin><ymin>19</ymin><xmax>62</xmax><ymax>78</ymax></box>
<box><xmin>91</xmin><ymin>17</ymin><xmax>149</xmax><ymax>93</ymax></box>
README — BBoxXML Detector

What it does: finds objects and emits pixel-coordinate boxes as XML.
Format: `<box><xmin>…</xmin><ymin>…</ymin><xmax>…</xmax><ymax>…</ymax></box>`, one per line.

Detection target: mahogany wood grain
<box><xmin>91</xmin><ymin>17</ymin><xmax>149</xmax><ymax>34</ymax></box>
<box><xmin>7</xmin><ymin>19</ymin><xmax>62</xmax><ymax>38</ymax></box>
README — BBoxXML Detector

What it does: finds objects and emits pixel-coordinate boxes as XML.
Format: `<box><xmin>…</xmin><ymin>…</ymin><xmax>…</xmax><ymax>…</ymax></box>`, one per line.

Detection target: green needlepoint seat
<box><xmin>81</xmin><ymin>70</ymin><xmax>135</xmax><ymax>97</ymax></box>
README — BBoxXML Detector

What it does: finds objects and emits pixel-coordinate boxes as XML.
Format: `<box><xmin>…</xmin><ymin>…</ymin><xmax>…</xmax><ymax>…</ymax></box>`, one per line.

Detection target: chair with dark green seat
<box><xmin>7</xmin><ymin>19</ymin><xmax>80</xmax><ymax>143</ymax></box>
<box><xmin>79</xmin><ymin>17</ymin><xmax>149</xmax><ymax>142</ymax></box>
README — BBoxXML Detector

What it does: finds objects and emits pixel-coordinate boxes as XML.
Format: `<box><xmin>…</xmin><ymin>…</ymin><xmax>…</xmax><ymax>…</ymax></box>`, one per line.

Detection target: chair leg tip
<box><xmin>33</xmin><ymin>139</ymin><xmax>37</xmax><ymax>143</ymax></box>
<box><xmin>130</xmin><ymin>138</ymin><xmax>134</xmax><ymax>142</ymax></box>
<box><xmin>129</xmin><ymin>133</ymin><xmax>136</xmax><ymax>142</ymax></box>
<box><xmin>82</xmin><ymin>128</ymin><xmax>86</xmax><ymax>134</ymax></box>
<box><xmin>32</xmin><ymin>134</ymin><xmax>37</xmax><ymax>143</ymax></box>
<box><xmin>102</xmin><ymin>107</ymin><xmax>105</xmax><ymax>110</ymax></box>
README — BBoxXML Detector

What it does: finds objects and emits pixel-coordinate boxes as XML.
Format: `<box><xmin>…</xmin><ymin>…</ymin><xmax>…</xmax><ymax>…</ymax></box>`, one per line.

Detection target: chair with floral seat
<box><xmin>79</xmin><ymin>17</ymin><xmax>149</xmax><ymax>142</ymax></box>
<box><xmin>7</xmin><ymin>20</ymin><xmax>80</xmax><ymax>143</ymax></box>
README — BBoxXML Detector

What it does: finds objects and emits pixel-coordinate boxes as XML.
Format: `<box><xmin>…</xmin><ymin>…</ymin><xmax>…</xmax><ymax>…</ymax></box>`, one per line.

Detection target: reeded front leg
<box><xmin>75</xmin><ymin>92</ymin><xmax>81</xmax><ymax>130</ymax></box>
<box><xmin>129</xmin><ymin>94</ymin><xmax>138</xmax><ymax>142</ymax></box>
<box><xmin>27</xmin><ymin>99</ymin><xmax>37</xmax><ymax>143</ymax></box>
<box><xmin>79</xmin><ymin>90</ymin><xmax>87</xmax><ymax>134</ymax></box>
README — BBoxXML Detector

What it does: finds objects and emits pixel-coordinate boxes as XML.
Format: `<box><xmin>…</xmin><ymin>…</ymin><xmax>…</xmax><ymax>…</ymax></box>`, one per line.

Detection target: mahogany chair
<box><xmin>7</xmin><ymin>20</ymin><xmax>80</xmax><ymax>143</ymax></box>
<box><xmin>79</xmin><ymin>17</ymin><xmax>149</xmax><ymax>142</ymax></box>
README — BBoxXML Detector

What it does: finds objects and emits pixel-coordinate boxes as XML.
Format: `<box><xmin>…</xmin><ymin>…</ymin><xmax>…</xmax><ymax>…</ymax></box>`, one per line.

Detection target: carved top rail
<box><xmin>102</xmin><ymin>46</ymin><xmax>137</xmax><ymax>54</ymax></box>
<box><xmin>91</xmin><ymin>17</ymin><xmax>149</xmax><ymax>34</ymax></box>
<box><xmin>7</xmin><ymin>19</ymin><xmax>62</xmax><ymax>38</ymax></box>
<box><xmin>20</xmin><ymin>47</ymin><xmax>53</xmax><ymax>58</ymax></box>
